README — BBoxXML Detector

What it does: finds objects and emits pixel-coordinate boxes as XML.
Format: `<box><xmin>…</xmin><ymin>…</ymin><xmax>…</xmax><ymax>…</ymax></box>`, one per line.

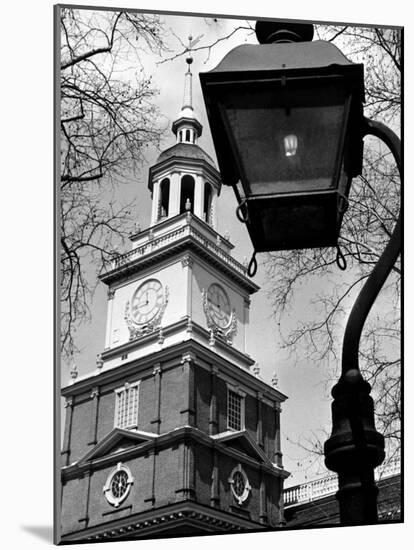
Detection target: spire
<box><xmin>172</xmin><ymin>35</ymin><xmax>203</xmax><ymax>144</ymax></box>
<box><xmin>182</xmin><ymin>52</ymin><xmax>193</xmax><ymax>111</ymax></box>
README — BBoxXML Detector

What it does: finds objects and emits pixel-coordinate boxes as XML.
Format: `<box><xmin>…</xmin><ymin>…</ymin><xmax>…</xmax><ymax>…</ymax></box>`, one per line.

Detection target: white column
<box><xmin>150</xmin><ymin>180</ymin><xmax>160</xmax><ymax>225</ymax></box>
<box><xmin>170</xmin><ymin>172</ymin><xmax>181</xmax><ymax>216</ymax></box>
<box><xmin>211</xmin><ymin>189</ymin><xmax>218</xmax><ymax>229</ymax></box>
<box><xmin>194</xmin><ymin>174</ymin><xmax>204</xmax><ymax>220</ymax></box>
<box><xmin>104</xmin><ymin>289</ymin><xmax>115</xmax><ymax>349</ymax></box>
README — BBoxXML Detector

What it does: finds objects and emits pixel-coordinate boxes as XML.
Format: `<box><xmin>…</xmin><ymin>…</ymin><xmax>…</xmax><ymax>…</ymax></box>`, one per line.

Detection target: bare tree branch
<box><xmin>59</xmin><ymin>8</ymin><xmax>168</xmax><ymax>358</ymax></box>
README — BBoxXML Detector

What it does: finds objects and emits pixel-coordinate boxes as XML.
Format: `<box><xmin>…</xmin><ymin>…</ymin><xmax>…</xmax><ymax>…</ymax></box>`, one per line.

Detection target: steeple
<box><xmin>182</xmin><ymin>54</ymin><xmax>193</xmax><ymax>110</ymax></box>
<box><xmin>172</xmin><ymin>37</ymin><xmax>203</xmax><ymax>144</ymax></box>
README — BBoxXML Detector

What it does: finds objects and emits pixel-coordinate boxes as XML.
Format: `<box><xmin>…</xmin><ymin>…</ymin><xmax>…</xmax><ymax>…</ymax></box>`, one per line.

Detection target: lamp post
<box><xmin>200</xmin><ymin>21</ymin><xmax>401</xmax><ymax>525</ymax></box>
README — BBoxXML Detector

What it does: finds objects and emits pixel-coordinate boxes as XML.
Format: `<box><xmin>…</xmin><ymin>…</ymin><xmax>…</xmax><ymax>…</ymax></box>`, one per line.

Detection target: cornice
<box><xmin>61</xmin><ymin>337</ymin><xmax>287</xmax><ymax>403</ymax></box>
<box><xmin>62</xmin><ymin>333</ymin><xmax>255</xmax><ymax>397</ymax></box>
<box><xmin>62</xmin><ymin>425</ymin><xmax>288</xmax><ymax>481</ymax></box>
<box><xmin>171</xmin><ymin>116</ymin><xmax>203</xmax><ymax>136</ymax></box>
<box><xmin>61</xmin><ymin>500</ymin><xmax>265</xmax><ymax>542</ymax></box>
<box><xmin>148</xmin><ymin>155</ymin><xmax>221</xmax><ymax>190</ymax></box>
<box><xmin>129</xmin><ymin>213</ymin><xmax>234</xmax><ymax>250</ymax></box>
<box><xmin>101</xmin><ymin>317</ymin><xmax>188</xmax><ymax>360</ymax></box>
<box><xmin>100</xmin><ymin>229</ymin><xmax>259</xmax><ymax>294</ymax></box>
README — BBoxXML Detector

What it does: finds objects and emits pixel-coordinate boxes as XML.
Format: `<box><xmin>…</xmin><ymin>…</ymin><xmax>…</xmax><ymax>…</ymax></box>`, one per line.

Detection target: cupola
<box><xmin>148</xmin><ymin>45</ymin><xmax>222</xmax><ymax>228</ymax></box>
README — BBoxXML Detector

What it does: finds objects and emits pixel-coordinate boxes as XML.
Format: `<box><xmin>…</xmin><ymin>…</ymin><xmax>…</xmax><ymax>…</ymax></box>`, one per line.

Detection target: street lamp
<box><xmin>200</xmin><ymin>21</ymin><xmax>365</xmax><ymax>255</ymax></box>
<box><xmin>200</xmin><ymin>21</ymin><xmax>401</xmax><ymax>525</ymax></box>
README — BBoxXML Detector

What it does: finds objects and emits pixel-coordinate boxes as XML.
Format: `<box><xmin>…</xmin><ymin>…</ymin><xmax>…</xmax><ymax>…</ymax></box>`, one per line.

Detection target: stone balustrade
<box><xmin>283</xmin><ymin>454</ymin><xmax>400</xmax><ymax>507</ymax></box>
<box><xmin>109</xmin><ymin>218</ymin><xmax>247</xmax><ymax>276</ymax></box>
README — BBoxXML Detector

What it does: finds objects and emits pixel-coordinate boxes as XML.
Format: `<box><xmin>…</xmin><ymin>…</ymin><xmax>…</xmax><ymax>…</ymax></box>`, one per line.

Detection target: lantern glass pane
<box><xmin>222</xmin><ymin>85</ymin><xmax>346</xmax><ymax>196</ymax></box>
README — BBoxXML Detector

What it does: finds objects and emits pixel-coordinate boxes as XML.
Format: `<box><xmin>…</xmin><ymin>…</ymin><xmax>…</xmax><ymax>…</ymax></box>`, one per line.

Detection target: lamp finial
<box><xmin>255</xmin><ymin>21</ymin><xmax>314</xmax><ymax>44</ymax></box>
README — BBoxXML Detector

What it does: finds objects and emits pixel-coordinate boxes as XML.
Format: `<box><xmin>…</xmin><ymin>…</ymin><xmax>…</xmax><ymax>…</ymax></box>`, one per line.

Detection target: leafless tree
<box><xmin>264</xmin><ymin>25</ymin><xmax>401</xmax><ymax>456</ymax></box>
<box><xmin>59</xmin><ymin>8</ymin><xmax>168</xmax><ymax>358</ymax></box>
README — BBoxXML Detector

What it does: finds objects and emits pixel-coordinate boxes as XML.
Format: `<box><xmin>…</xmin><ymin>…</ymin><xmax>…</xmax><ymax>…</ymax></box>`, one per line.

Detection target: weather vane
<box><xmin>185</xmin><ymin>33</ymin><xmax>203</xmax><ymax>65</ymax></box>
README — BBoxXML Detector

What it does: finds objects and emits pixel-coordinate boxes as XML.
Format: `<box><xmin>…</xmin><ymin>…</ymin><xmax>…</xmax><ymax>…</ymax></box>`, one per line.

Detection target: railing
<box><xmin>111</xmin><ymin>226</ymin><xmax>188</xmax><ymax>269</ymax></box>
<box><xmin>375</xmin><ymin>453</ymin><xmax>401</xmax><ymax>480</ymax></box>
<box><xmin>108</xmin><ymin>218</ymin><xmax>248</xmax><ymax>276</ymax></box>
<box><xmin>283</xmin><ymin>454</ymin><xmax>400</xmax><ymax>507</ymax></box>
<box><xmin>188</xmin><ymin>226</ymin><xmax>247</xmax><ymax>276</ymax></box>
<box><xmin>284</xmin><ymin>473</ymin><xmax>338</xmax><ymax>506</ymax></box>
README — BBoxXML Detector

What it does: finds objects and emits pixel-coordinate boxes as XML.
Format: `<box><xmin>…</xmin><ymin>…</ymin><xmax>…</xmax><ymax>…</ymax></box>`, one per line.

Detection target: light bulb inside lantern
<box><xmin>284</xmin><ymin>134</ymin><xmax>298</xmax><ymax>157</ymax></box>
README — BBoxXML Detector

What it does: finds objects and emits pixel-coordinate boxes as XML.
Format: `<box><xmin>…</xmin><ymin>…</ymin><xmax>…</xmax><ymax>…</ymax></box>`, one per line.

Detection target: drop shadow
<box><xmin>21</xmin><ymin>525</ymin><xmax>54</xmax><ymax>543</ymax></box>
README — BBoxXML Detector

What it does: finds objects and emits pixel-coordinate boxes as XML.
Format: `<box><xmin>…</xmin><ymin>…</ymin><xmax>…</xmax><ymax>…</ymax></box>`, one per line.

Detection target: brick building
<box><xmin>60</xmin><ymin>55</ymin><xmax>289</xmax><ymax>542</ymax></box>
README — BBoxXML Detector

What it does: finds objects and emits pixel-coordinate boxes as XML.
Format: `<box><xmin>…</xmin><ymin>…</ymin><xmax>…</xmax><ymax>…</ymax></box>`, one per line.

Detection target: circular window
<box><xmin>110</xmin><ymin>471</ymin><xmax>129</xmax><ymax>499</ymax></box>
<box><xmin>228</xmin><ymin>465</ymin><xmax>251</xmax><ymax>505</ymax></box>
<box><xmin>233</xmin><ymin>471</ymin><xmax>246</xmax><ymax>497</ymax></box>
<box><xmin>103</xmin><ymin>463</ymin><xmax>134</xmax><ymax>508</ymax></box>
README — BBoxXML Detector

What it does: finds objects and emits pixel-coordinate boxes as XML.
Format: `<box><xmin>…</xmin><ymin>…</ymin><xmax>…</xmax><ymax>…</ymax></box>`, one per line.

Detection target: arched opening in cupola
<box><xmin>180</xmin><ymin>175</ymin><xmax>195</xmax><ymax>214</ymax></box>
<box><xmin>203</xmin><ymin>183</ymin><xmax>213</xmax><ymax>225</ymax></box>
<box><xmin>185</xmin><ymin>129</ymin><xmax>191</xmax><ymax>143</ymax></box>
<box><xmin>158</xmin><ymin>178</ymin><xmax>170</xmax><ymax>220</ymax></box>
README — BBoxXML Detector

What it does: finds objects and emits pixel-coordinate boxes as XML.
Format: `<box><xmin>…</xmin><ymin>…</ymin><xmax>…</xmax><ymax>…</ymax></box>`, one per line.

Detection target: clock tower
<box><xmin>60</xmin><ymin>54</ymin><xmax>289</xmax><ymax>542</ymax></box>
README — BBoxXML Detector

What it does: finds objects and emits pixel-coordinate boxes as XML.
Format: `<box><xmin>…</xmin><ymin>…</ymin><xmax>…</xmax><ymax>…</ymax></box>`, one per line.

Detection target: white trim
<box><xmin>218</xmin><ymin>371</ymin><xmax>277</xmax><ymax>408</ymax></box>
<box><xmin>150</xmin><ymin>179</ymin><xmax>161</xmax><ymax>226</ymax></box>
<box><xmin>104</xmin><ymin>291</ymin><xmax>114</xmax><ymax>349</ymax></box>
<box><xmin>103</xmin><ymin>462</ymin><xmax>134</xmax><ymax>508</ymax></box>
<box><xmin>228</xmin><ymin>464</ymin><xmax>251</xmax><ymax>505</ymax></box>
<box><xmin>226</xmin><ymin>384</ymin><xmax>245</xmax><ymax>431</ymax></box>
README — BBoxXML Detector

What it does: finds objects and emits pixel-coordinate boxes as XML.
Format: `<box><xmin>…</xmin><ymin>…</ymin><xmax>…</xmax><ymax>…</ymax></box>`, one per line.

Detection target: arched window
<box><xmin>179</xmin><ymin>130</ymin><xmax>183</xmax><ymax>142</ymax></box>
<box><xmin>203</xmin><ymin>183</ymin><xmax>213</xmax><ymax>224</ymax></box>
<box><xmin>185</xmin><ymin>129</ymin><xmax>191</xmax><ymax>143</ymax></box>
<box><xmin>159</xmin><ymin>178</ymin><xmax>170</xmax><ymax>219</ymax></box>
<box><xmin>180</xmin><ymin>175</ymin><xmax>195</xmax><ymax>214</ymax></box>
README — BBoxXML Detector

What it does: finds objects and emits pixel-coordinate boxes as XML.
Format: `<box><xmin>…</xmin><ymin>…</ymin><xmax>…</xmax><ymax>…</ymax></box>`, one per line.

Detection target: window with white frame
<box><xmin>228</xmin><ymin>464</ymin><xmax>251</xmax><ymax>505</ymax></box>
<box><xmin>103</xmin><ymin>462</ymin><xmax>134</xmax><ymax>508</ymax></box>
<box><xmin>227</xmin><ymin>387</ymin><xmax>245</xmax><ymax>431</ymax></box>
<box><xmin>114</xmin><ymin>381</ymin><xmax>140</xmax><ymax>429</ymax></box>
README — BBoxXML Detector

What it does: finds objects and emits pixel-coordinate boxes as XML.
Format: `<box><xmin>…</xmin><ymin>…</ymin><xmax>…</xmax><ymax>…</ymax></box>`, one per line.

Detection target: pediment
<box><xmin>212</xmin><ymin>430</ymin><xmax>272</xmax><ymax>465</ymax></box>
<box><xmin>77</xmin><ymin>428</ymin><xmax>157</xmax><ymax>465</ymax></box>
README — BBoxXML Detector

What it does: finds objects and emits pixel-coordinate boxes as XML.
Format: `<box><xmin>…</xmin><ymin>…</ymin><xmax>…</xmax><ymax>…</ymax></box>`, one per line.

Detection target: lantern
<box><xmin>200</xmin><ymin>24</ymin><xmax>365</xmax><ymax>251</ymax></box>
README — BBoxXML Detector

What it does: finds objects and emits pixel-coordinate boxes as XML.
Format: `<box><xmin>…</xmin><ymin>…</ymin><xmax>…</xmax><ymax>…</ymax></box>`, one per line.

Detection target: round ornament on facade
<box><xmin>228</xmin><ymin>464</ymin><xmax>251</xmax><ymax>505</ymax></box>
<box><xmin>103</xmin><ymin>463</ymin><xmax>134</xmax><ymax>508</ymax></box>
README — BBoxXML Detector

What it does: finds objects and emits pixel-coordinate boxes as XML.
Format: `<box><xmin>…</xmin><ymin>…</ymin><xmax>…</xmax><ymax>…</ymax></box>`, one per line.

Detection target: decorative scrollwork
<box><xmin>181</xmin><ymin>255</ymin><xmax>194</xmax><ymax>268</ymax></box>
<box><xmin>202</xmin><ymin>288</ymin><xmax>238</xmax><ymax>345</ymax></box>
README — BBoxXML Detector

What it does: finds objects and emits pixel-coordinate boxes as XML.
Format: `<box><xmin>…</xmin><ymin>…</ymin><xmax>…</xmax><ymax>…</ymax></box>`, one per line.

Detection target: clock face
<box><xmin>131</xmin><ymin>279</ymin><xmax>164</xmax><ymax>325</ymax></box>
<box><xmin>207</xmin><ymin>283</ymin><xmax>232</xmax><ymax>329</ymax></box>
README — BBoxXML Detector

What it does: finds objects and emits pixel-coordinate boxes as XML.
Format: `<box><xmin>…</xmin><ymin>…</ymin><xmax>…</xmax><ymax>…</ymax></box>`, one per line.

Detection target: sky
<box><xmin>61</xmin><ymin>9</ymin><xmax>399</xmax><ymax>487</ymax></box>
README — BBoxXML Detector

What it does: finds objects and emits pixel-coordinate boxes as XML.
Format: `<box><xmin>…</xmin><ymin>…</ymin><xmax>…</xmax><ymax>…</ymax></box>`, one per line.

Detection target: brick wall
<box><xmin>61</xmin><ymin>351</ymin><xmax>286</xmax><ymax>537</ymax></box>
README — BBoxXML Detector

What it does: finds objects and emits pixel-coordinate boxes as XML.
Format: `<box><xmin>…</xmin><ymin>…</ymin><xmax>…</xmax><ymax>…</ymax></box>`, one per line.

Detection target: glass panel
<box><xmin>233</xmin><ymin>471</ymin><xmax>245</xmax><ymax>496</ymax></box>
<box><xmin>111</xmin><ymin>471</ymin><xmax>128</xmax><ymax>498</ymax></box>
<box><xmin>228</xmin><ymin>390</ymin><xmax>242</xmax><ymax>430</ymax></box>
<box><xmin>223</xmin><ymin>84</ymin><xmax>346</xmax><ymax>195</ymax></box>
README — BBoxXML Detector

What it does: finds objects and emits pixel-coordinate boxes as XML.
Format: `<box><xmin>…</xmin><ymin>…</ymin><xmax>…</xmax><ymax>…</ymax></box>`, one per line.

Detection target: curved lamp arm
<box><xmin>341</xmin><ymin>117</ymin><xmax>401</xmax><ymax>375</ymax></box>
